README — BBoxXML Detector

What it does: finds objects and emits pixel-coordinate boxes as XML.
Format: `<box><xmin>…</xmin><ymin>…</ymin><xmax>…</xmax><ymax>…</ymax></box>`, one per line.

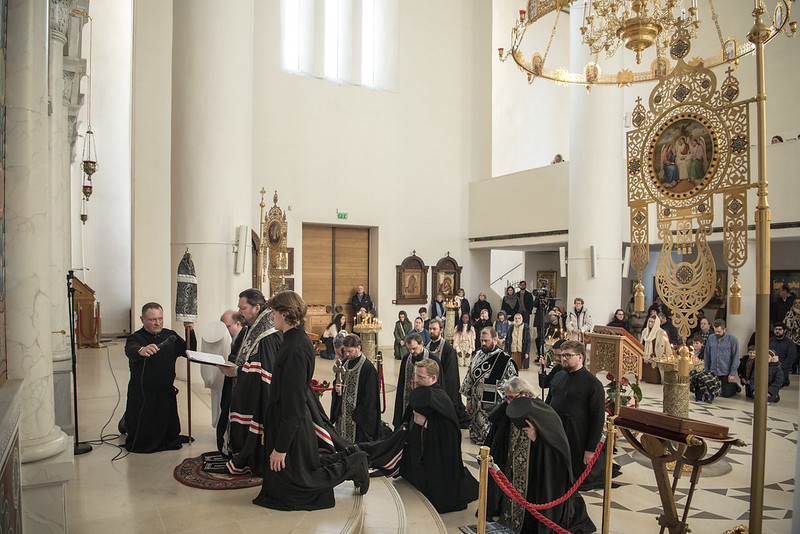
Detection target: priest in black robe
<box><xmin>218</xmin><ymin>289</ymin><xmax>282</xmax><ymax>476</ymax></box>
<box><xmin>426</xmin><ymin>317</ymin><xmax>470</xmax><ymax>427</ymax></box>
<box><xmin>461</xmin><ymin>327</ymin><xmax>518</xmax><ymax>444</ymax></box>
<box><xmin>399</xmin><ymin>361</ymin><xmax>478</xmax><ymax>514</ymax></box>
<box><xmin>124</xmin><ymin>302</ymin><xmax>187</xmax><ymax>453</ymax></box>
<box><xmin>545</xmin><ymin>340</ymin><xmax>606</xmax><ymax>491</ymax></box>
<box><xmin>216</xmin><ymin>309</ymin><xmax>247</xmax><ymax>454</ymax></box>
<box><xmin>254</xmin><ymin>291</ymin><xmax>370</xmax><ymax>511</ymax></box>
<box><xmin>486</xmin><ymin>377</ymin><xmax>596</xmax><ymax>534</ymax></box>
<box><xmin>330</xmin><ymin>333</ymin><xmax>381</xmax><ymax>443</ymax></box>
<box><xmin>393</xmin><ymin>332</ymin><xmax>443</xmax><ymax>429</ymax></box>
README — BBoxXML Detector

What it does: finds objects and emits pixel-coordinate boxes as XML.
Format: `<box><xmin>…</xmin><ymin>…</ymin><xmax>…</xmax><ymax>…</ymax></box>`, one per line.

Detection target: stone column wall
<box><xmin>566</xmin><ymin>3</ymin><xmax>625</xmax><ymax>326</ymax></box>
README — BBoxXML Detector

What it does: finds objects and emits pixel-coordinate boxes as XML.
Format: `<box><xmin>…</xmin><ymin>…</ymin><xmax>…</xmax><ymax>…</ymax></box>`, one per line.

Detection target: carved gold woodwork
<box><xmin>627</xmin><ymin>30</ymin><xmax>752</xmax><ymax>340</ymax></box>
<box><xmin>258</xmin><ymin>189</ymin><xmax>289</xmax><ymax>296</ymax></box>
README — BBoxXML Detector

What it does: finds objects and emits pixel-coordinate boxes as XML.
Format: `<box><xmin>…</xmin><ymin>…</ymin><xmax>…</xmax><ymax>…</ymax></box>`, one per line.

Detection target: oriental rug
<box><xmin>173</xmin><ymin>452</ymin><xmax>261</xmax><ymax>490</ymax></box>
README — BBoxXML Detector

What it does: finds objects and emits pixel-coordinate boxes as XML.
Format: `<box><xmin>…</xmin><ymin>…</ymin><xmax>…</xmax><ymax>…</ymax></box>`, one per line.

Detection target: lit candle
<box><xmin>519</xmin><ymin>9</ymin><xmax>526</xmax><ymax>22</ymax></box>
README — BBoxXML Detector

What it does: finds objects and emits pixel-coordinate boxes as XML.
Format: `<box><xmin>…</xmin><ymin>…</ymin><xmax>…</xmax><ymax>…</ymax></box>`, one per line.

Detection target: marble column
<box><xmin>6</xmin><ymin>0</ymin><xmax>69</xmax><ymax>464</ymax></box>
<box><xmin>170</xmin><ymin>0</ymin><xmax>254</xmax><ymax>331</ymax></box>
<box><xmin>566</xmin><ymin>3</ymin><xmax>626</xmax><ymax>327</ymax></box>
<box><xmin>50</xmin><ymin>0</ymin><xmax>75</xmax><ymax>437</ymax></box>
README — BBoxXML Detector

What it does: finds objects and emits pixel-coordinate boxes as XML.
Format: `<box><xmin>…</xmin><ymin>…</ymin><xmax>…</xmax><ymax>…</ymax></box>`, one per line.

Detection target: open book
<box><xmin>187</xmin><ymin>350</ymin><xmax>235</xmax><ymax>367</ymax></box>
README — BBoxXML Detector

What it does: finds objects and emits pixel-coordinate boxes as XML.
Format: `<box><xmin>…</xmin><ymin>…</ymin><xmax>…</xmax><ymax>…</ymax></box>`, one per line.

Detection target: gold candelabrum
<box><xmin>444</xmin><ymin>298</ymin><xmax>460</xmax><ymax>343</ymax></box>
<box><xmin>354</xmin><ymin>312</ymin><xmax>381</xmax><ymax>328</ymax></box>
<box><xmin>650</xmin><ymin>344</ymin><xmax>704</xmax><ymax>418</ymax></box>
<box><xmin>353</xmin><ymin>319</ymin><xmax>382</xmax><ymax>362</ymax></box>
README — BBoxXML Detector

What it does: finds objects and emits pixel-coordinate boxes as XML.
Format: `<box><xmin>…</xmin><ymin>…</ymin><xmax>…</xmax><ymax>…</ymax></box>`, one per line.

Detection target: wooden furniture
<box><xmin>73</xmin><ymin>277</ymin><xmax>102</xmax><ymax>348</ymax></box>
<box><xmin>587</xmin><ymin>325</ymin><xmax>643</xmax><ymax>415</ymax></box>
<box><xmin>608</xmin><ymin>407</ymin><xmax>745</xmax><ymax>534</ymax></box>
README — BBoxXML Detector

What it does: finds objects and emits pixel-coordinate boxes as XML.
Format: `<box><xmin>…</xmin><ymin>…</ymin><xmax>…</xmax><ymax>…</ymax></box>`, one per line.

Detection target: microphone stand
<box><xmin>67</xmin><ymin>270</ymin><xmax>93</xmax><ymax>455</ymax></box>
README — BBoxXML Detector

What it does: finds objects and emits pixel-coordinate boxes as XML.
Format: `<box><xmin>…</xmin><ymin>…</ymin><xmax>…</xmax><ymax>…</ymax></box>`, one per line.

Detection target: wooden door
<box><xmin>302</xmin><ymin>224</ymin><xmax>370</xmax><ymax>333</ymax></box>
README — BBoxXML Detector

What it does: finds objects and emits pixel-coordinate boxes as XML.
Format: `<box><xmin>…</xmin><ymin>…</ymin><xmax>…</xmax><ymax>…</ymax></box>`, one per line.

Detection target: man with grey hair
<box><xmin>486</xmin><ymin>392</ymin><xmax>596</xmax><ymax>533</ymax></box>
<box><xmin>461</xmin><ymin>327</ymin><xmax>518</xmax><ymax>444</ymax></box>
<box><xmin>215</xmin><ymin>310</ymin><xmax>247</xmax><ymax>454</ymax></box>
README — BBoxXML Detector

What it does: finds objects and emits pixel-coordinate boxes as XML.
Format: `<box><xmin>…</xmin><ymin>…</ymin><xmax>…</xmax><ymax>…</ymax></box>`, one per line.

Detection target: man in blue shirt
<box><xmin>704</xmin><ymin>319</ymin><xmax>740</xmax><ymax>397</ymax></box>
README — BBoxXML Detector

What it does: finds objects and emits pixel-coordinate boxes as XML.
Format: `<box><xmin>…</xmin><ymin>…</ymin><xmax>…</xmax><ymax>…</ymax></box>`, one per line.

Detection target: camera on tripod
<box><xmin>533</xmin><ymin>278</ymin><xmax>551</xmax><ymax>299</ymax></box>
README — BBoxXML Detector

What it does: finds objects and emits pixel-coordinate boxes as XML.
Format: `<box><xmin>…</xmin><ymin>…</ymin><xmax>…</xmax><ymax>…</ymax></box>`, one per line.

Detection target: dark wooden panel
<box><xmin>335</xmin><ymin>227</ymin><xmax>370</xmax><ymax>322</ymax></box>
<box><xmin>302</xmin><ymin>225</ymin><xmax>333</xmax><ymax>307</ymax></box>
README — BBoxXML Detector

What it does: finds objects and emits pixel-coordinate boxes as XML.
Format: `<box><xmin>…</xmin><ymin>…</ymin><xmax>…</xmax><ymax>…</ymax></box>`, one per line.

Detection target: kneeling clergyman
<box><xmin>400</xmin><ymin>359</ymin><xmax>479</xmax><ymax>513</ymax></box>
<box><xmin>330</xmin><ymin>334</ymin><xmax>382</xmax><ymax>442</ymax></box>
<box><xmin>487</xmin><ymin>378</ymin><xmax>596</xmax><ymax>534</ymax></box>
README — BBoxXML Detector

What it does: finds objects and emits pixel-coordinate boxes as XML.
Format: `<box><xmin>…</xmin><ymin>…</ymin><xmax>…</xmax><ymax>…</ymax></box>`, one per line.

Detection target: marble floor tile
<box><xmin>66</xmin><ymin>340</ymin><xmax>797</xmax><ymax>533</ymax></box>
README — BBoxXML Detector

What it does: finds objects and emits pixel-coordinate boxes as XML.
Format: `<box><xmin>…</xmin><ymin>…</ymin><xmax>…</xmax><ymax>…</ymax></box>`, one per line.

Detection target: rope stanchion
<box><xmin>378</xmin><ymin>365</ymin><xmax>387</xmax><ymax>414</ymax></box>
<box><xmin>78</xmin><ymin>306</ymin><xmax>99</xmax><ymax>341</ymax></box>
<box><xmin>486</xmin><ymin>437</ymin><xmax>606</xmax><ymax>534</ymax></box>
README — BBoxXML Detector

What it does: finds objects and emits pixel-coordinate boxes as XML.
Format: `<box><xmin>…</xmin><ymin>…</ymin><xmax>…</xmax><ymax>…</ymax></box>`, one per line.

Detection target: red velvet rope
<box><xmin>78</xmin><ymin>306</ymin><xmax>99</xmax><ymax>340</ymax></box>
<box><xmin>487</xmin><ymin>437</ymin><xmax>606</xmax><ymax>534</ymax></box>
<box><xmin>378</xmin><ymin>365</ymin><xmax>387</xmax><ymax>414</ymax></box>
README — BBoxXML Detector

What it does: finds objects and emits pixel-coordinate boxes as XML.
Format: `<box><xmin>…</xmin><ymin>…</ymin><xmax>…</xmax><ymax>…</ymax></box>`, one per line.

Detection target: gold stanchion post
<box><xmin>747</xmin><ymin>4</ymin><xmax>772</xmax><ymax>532</ymax></box>
<box><xmin>477</xmin><ymin>445</ymin><xmax>491</xmax><ymax>534</ymax></box>
<box><xmin>602</xmin><ymin>418</ymin><xmax>615</xmax><ymax>534</ymax></box>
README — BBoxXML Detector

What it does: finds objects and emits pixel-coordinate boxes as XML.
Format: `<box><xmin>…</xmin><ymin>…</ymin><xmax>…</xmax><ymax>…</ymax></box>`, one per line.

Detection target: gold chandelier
<box><xmin>581</xmin><ymin>0</ymin><xmax>699</xmax><ymax>64</ymax></box>
<box><xmin>499</xmin><ymin>0</ymin><xmax>795</xmax><ymax>86</ymax></box>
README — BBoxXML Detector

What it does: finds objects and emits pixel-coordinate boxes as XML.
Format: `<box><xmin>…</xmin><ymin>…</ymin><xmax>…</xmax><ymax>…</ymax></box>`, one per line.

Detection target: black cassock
<box><xmin>216</xmin><ymin>326</ymin><xmax>246</xmax><ymax>454</ymax></box>
<box><xmin>427</xmin><ymin>338</ymin><xmax>470</xmax><ymax>427</ymax></box>
<box><xmin>253</xmin><ymin>326</ymin><xmax>365</xmax><ymax>511</ymax></box>
<box><xmin>330</xmin><ymin>355</ymin><xmax>381</xmax><ymax>442</ymax></box>
<box><xmin>392</xmin><ymin>350</ymin><xmax>443</xmax><ymax>429</ymax></box>
<box><xmin>400</xmin><ymin>385</ymin><xmax>478</xmax><ymax>513</ymax></box>
<box><xmin>486</xmin><ymin>399</ymin><xmax>596</xmax><ymax>534</ymax></box>
<box><xmin>124</xmin><ymin>328</ymin><xmax>186</xmax><ymax>453</ymax></box>
<box><xmin>225</xmin><ymin>321</ymin><xmax>282</xmax><ymax>476</ymax></box>
<box><xmin>545</xmin><ymin>366</ymin><xmax>606</xmax><ymax>491</ymax></box>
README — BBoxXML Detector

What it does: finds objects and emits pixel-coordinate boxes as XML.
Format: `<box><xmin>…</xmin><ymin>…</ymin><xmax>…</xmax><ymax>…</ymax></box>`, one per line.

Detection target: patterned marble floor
<box><xmin>67</xmin><ymin>340</ymin><xmax>797</xmax><ymax>533</ymax></box>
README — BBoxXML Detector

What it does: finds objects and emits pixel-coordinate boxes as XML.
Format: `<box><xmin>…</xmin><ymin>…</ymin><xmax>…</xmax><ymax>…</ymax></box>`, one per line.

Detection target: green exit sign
<box><xmin>337</xmin><ymin>212</ymin><xmax>348</xmax><ymax>219</ymax></box>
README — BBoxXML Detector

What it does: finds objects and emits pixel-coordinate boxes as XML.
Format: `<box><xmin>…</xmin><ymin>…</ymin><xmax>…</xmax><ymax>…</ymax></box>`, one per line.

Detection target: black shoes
<box><xmin>351</xmin><ymin>451</ymin><xmax>370</xmax><ymax>495</ymax></box>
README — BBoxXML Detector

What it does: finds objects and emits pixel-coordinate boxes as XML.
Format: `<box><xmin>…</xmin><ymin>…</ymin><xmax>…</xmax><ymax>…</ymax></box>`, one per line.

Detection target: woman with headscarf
<box><xmin>640</xmin><ymin>315</ymin><xmax>672</xmax><ymax>384</ymax></box>
<box><xmin>393</xmin><ymin>311</ymin><xmax>412</xmax><ymax>361</ymax></box>
<box><xmin>502</xmin><ymin>286</ymin><xmax>520</xmax><ymax>318</ymax></box>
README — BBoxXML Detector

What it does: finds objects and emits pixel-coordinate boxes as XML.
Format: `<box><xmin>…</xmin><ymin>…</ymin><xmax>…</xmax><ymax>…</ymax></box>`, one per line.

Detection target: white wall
<box><xmin>71</xmin><ymin>0</ymin><xmax>133</xmax><ymax>334</ymax></box>
<box><xmin>492</xmin><ymin>0</ymin><xmax>571</xmax><ymax>176</ymax></box>
<box><xmin>250</xmin><ymin>0</ymin><xmax>492</xmax><ymax>346</ymax></box>
<box><xmin>130</xmin><ymin>0</ymin><xmax>174</xmax><ymax>331</ymax></box>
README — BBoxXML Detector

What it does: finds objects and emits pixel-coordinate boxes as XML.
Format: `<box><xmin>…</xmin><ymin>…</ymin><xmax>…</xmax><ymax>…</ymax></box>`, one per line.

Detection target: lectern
<box><xmin>72</xmin><ymin>276</ymin><xmax>102</xmax><ymax>348</ymax></box>
<box><xmin>588</xmin><ymin>325</ymin><xmax>643</xmax><ymax>415</ymax></box>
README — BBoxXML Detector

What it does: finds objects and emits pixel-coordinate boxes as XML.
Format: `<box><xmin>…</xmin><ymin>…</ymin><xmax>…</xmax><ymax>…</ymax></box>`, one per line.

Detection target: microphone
<box><xmin>157</xmin><ymin>335</ymin><xmax>178</xmax><ymax>350</ymax></box>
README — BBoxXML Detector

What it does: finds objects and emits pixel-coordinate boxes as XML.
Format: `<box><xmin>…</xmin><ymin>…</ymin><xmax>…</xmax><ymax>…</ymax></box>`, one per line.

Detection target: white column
<box><xmin>566</xmin><ymin>3</ymin><xmax>625</xmax><ymax>324</ymax></box>
<box><xmin>170</xmin><ymin>0</ymin><xmax>254</xmax><ymax>329</ymax></box>
<box><xmin>49</xmin><ymin>0</ymin><xmax>74</xmax><ymax>438</ymax></box>
<box><xmin>6</xmin><ymin>0</ymin><xmax>69</xmax><ymax>463</ymax></box>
